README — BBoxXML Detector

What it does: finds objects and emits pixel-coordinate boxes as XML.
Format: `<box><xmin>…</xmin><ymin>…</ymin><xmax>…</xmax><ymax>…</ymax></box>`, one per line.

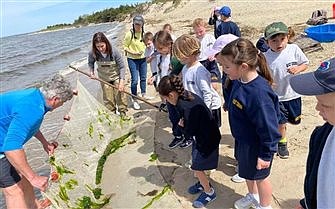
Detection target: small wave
<box><xmin>20</xmin><ymin>47</ymin><xmax>81</xmax><ymax>69</ymax></box>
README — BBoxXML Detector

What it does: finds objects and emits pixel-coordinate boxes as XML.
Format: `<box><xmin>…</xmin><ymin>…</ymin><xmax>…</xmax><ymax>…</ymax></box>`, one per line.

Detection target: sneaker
<box><xmin>192</xmin><ymin>190</ymin><xmax>217</xmax><ymax>208</ymax></box>
<box><xmin>120</xmin><ymin>112</ymin><xmax>131</xmax><ymax>121</ymax></box>
<box><xmin>168</xmin><ymin>136</ymin><xmax>183</xmax><ymax>149</ymax></box>
<box><xmin>179</xmin><ymin>138</ymin><xmax>193</xmax><ymax>148</ymax></box>
<box><xmin>159</xmin><ymin>103</ymin><xmax>168</xmax><ymax>112</ymax></box>
<box><xmin>231</xmin><ymin>173</ymin><xmax>246</xmax><ymax>183</ymax></box>
<box><xmin>277</xmin><ymin>142</ymin><xmax>289</xmax><ymax>159</ymax></box>
<box><xmin>133</xmin><ymin>101</ymin><xmax>140</xmax><ymax>110</ymax></box>
<box><xmin>234</xmin><ymin>193</ymin><xmax>260</xmax><ymax>209</ymax></box>
<box><xmin>188</xmin><ymin>182</ymin><xmax>204</xmax><ymax>194</ymax></box>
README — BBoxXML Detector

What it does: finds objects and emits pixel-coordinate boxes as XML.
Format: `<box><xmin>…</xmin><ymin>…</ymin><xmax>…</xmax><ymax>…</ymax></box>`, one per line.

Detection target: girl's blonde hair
<box><xmin>173</xmin><ymin>34</ymin><xmax>200</xmax><ymax>61</ymax></box>
<box><xmin>220</xmin><ymin>38</ymin><xmax>274</xmax><ymax>85</ymax></box>
<box><xmin>192</xmin><ymin>18</ymin><xmax>207</xmax><ymax>28</ymax></box>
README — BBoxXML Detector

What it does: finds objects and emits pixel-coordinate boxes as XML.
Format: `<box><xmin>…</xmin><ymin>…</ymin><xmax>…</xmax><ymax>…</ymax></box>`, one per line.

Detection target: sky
<box><xmin>1</xmin><ymin>0</ymin><xmax>149</xmax><ymax>37</ymax></box>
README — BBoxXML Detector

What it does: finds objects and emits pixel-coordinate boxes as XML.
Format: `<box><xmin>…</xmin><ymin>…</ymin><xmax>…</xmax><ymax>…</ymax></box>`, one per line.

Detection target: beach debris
<box><xmin>63</xmin><ymin>115</ymin><xmax>71</xmax><ymax>121</ymax></box>
<box><xmin>137</xmin><ymin>189</ymin><xmax>158</xmax><ymax>197</ymax></box>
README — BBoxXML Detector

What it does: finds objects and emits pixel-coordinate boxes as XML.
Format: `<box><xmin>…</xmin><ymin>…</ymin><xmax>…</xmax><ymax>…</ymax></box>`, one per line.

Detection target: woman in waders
<box><xmin>88</xmin><ymin>32</ymin><xmax>130</xmax><ymax>120</ymax></box>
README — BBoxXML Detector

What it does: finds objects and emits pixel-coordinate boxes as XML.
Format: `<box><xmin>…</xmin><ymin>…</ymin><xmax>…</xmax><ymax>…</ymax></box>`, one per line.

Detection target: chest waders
<box><xmin>96</xmin><ymin>61</ymin><xmax>128</xmax><ymax>115</ymax></box>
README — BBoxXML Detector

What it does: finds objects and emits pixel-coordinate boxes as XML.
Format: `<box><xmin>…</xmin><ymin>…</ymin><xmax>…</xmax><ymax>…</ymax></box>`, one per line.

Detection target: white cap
<box><xmin>203</xmin><ymin>34</ymin><xmax>239</xmax><ymax>57</ymax></box>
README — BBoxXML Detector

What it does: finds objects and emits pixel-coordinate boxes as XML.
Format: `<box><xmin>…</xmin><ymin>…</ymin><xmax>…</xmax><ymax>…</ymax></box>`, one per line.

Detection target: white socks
<box><xmin>251</xmin><ymin>193</ymin><xmax>260</xmax><ymax>202</ymax></box>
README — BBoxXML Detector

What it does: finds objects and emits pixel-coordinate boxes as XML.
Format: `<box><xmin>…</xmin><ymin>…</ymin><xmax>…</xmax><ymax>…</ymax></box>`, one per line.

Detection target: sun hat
<box><xmin>203</xmin><ymin>34</ymin><xmax>239</xmax><ymax>57</ymax></box>
<box><xmin>264</xmin><ymin>22</ymin><xmax>288</xmax><ymax>40</ymax></box>
<box><xmin>133</xmin><ymin>15</ymin><xmax>144</xmax><ymax>25</ymax></box>
<box><xmin>290</xmin><ymin>57</ymin><xmax>335</xmax><ymax>95</ymax></box>
<box><xmin>219</xmin><ymin>6</ymin><xmax>231</xmax><ymax>17</ymax></box>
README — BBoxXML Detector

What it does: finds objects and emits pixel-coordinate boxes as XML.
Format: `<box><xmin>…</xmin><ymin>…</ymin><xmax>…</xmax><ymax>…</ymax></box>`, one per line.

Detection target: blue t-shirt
<box><xmin>0</xmin><ymin>88</ymin><xmax>50</xmax><ymax>152</ymax></box>
<box><xmin>227</xmin><ymin>76</ymin><xmax>281</xmax><ymax>161</ymax></box>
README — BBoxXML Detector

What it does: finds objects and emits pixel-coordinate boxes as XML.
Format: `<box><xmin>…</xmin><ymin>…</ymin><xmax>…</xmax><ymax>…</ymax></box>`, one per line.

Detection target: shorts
<box><xmin>0</xmin><ymin>157</ymin><xmax>21</xmax><ymax>188</ymax></box>
<box><xmin>191</xmin><ymin>145</ymin><xmax>219</xmax><ymax>171</ymax></box>
<box><xmin>236</xmin><ymin>141</ymin><xmax>273</xmax><ymax>180</ymax></box>
<box><xmin>278</xmin><ymin>98</ymin><xmax>302</xmax><ymax>125</ymax></box>
<box><xmin>200</xmin><ymin>59</ymin><xmax>222</xmax><ymax>83</ymax></box>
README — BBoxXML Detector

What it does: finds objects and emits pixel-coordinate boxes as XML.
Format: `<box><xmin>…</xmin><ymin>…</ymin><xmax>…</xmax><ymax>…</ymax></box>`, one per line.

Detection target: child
<box><xmin>216</xmin><ymin>38</ymin><xmax>282</xmax><ymax>209</ymax></box>
<box><xmin>144</xmin><ymin>32</ymin><xmax>159</xmax><ymax>88</ymax></box>
<box><xmin>162</xmin><ymin>23</ymin><xmax>177</xmax><ymax>41</ymax></box>
<box><xmin>208</xmin><ymin>6</ymin><xmax>222</xmax><ymax>38</ymax></box>
<box><xmin>290</xmin><ymin>57</ymin><xmax>335</xmax><ymax>209</ymax></box>
<box><xmin>192</xmin><ymin>18</ymin><xmax>222</xmax><ymax>92</ymax></box>
<box><xmin>264</xmin><ymin>21</ymin><xmax>309</xmax><ymax>159</ymax></box>
<box><xmin>88</xmin><ymin>32</ymin><xmax>130</xmax><ymax>120</ymax></box>
<box><xmin>123</xmin><ymin>14</ymin><xmax>147</xmax><ymax>110</ymax></box>
<box><xmin>153</xmin><ymin>30</ymin><xmax>187</xmax><ymax>148</ymax></box>
<box><xmin>216</xmin><ymin>6</ymin><xmax>241</xmax><ymax>37</ymax></box>
<box><xmin>158</xmin><ymin>74</ymin><xmax>221</xmax><ymax>208</ymax></box>
<box><xmin>173</xmin><ymin>34</ymin><xmax>222</xmax><ymax>129</ymax></box>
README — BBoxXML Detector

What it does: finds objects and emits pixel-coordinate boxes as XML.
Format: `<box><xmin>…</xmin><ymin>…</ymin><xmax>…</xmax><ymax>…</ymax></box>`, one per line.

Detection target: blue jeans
<box><xmin>127</xmin><ymin>58</ymin><xmax>147</xmax><ymax>96</ymax></box>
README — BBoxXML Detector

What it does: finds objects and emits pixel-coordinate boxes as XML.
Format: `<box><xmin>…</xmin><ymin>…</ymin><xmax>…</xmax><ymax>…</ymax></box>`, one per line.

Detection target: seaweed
<box><xmin>141</xmin><ymin>185</ymin><xmax>172</xmax><ymax>209</ymax></box>
<box><xmin>95</xmin><ymin>131</ymin><xmax>135</xmax><ymax>184</ymax></box>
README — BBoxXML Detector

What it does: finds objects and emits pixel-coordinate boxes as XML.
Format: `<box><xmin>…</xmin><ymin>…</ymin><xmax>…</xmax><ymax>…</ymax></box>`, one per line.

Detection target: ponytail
<box><xmin>257</xmin><ymin>52</ymin><xmax>274</xmax><ymax>86</ymax></box>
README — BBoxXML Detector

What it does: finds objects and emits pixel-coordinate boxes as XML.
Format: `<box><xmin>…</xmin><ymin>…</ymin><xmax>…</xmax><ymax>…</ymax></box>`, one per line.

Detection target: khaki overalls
<box><xmin>96</xmin><ymin>60</ymin><xmax>128</xmax><ymax>114</ymax></box>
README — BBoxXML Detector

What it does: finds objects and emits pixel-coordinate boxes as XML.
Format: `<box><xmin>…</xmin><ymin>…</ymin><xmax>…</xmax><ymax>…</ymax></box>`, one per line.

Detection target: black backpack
<box><xmin>306</xmin><ymin>9</ymin><xmax>328</xmax><ymax>25</ymax></box>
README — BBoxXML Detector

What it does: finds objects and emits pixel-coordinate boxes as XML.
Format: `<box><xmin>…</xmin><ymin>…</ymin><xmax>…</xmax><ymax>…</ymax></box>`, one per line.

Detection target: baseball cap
<box><xmin>133</xmin><ymin>15</ymin><xmax>144</xmax><ymax>25</ymax></box>
<box><xmin>264</xmin><ymin>22</ymin><xmax>288</xmax><ymax>40</ymax></box>
<box><xmin>290</xmin><ymin>58</ymin><xmax>335</xmax><ymax>95</ymax></box>
<box><xmin>219</xmin><ymin>6</ymin><xmax>231</xmax><ymax>17</ymax></box>
<box><xmin>203</xmin><ymin>34</ymin><xmax>239</xmax><ymax>57</ymax></box>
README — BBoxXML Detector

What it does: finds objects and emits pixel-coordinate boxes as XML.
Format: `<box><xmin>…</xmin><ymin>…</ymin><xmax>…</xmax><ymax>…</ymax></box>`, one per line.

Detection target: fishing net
<box><xmin>43</xmin><ymin>80</ymin><xmax>142</xmax><ymax>209</ymax></box>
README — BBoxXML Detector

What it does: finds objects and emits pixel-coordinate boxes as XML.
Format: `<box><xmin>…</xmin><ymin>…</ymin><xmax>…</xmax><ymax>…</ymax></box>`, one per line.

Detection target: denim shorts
<box><xmin>0</xmin><ymin>157</ymin><xmax>21</xmax><ymax>188</ymax></box>
<box><xmin>278</xmin><ymin>97</ymin><xmax>302</xmax><ymax>125</ymax></box>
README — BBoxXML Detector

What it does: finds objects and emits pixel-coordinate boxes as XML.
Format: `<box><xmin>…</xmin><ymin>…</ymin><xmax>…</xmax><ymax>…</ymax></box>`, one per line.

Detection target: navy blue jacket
<box><xmin>300</xmin><ymin>122</ymin><xmax>333</xmax><ymax>209</ymax></box>
<box><xmin>216</xmin><ymin>21</ymin><xmax>241</xmax><ymax>37</ymax></box>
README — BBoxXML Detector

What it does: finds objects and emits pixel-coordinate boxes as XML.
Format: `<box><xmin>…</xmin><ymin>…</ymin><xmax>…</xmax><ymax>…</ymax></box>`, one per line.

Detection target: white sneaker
<box><xmin>234</xmin><ymin>193</ymin><xmax>260</xmax><ymax>209</ymax></box>
<box><xmin>231</xmin><ymin>173</ymin><xmax>246</xmax><ymax>183</ymax></box>
<box><xmin>133</xmin><ymin>101</ymin><xmax>140</xmax><ymax>110</ymax></box>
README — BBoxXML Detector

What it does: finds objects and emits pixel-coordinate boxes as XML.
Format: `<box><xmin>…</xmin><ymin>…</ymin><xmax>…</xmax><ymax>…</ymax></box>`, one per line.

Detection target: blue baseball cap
<box><xmin>219</xmin><ymin>6</ymin><xmax>231</xmax><ymax>17</ymax></box>
<box><xmin>290</xmin><ymin>57</ymin><xmax>335</xmax><ymax>95</ymax></box>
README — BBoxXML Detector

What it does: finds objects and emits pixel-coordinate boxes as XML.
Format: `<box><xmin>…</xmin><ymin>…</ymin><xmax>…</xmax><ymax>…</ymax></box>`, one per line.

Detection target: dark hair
<box><xmin>92</xmin><ymin>32</ymin><xmax>112</xmax><ymax>59</ymax></box>
<box><xmin>220</xmin><ymin>38</ymin><xmax>274</xmax><ymax>85</ymax></box>
<box><xmin>158</xmin><ymin>74</ymin><xmax>194</xmax><ymax>100</ymax></box>
<box><xmin>163</xmin><ymin>23</ymin><xmax>173</xmax><ymax>31</ymax></box>
<box><xmin>131</xmin><ymin>15</ymin><xmax>145</xmax><ymax>42</ymax></box>
<box><xmin>153</xmin><ymin>30</ymin><xmax>173</xmax><ymax>49</ymax></box>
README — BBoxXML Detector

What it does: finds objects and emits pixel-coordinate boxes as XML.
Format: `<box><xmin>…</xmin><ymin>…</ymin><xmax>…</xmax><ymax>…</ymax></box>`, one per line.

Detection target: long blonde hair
<box><xmin>173</xmin><ymin>34</ymin><xmax>200</xmax><ymax>61</ymax></box>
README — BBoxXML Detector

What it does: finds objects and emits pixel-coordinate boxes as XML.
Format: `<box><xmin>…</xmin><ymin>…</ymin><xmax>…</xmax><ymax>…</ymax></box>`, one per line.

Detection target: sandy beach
<box><xmin>99</xmin><ymin>1</ymin><xmax>335</xmax><ymax>208</ymax></box>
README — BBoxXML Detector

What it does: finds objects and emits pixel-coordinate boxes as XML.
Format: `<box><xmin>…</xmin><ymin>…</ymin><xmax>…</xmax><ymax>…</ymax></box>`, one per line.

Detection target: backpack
<box><xmin>306</xmin><ymin>9</ymin><xmax>328</xmax><ymax>25</ymax></box>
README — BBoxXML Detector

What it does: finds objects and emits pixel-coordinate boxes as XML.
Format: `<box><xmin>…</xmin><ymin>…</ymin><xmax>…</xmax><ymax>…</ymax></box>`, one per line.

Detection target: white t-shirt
<box><xmin>317</xmin><ymin>127</ymin><xmax>335</xmax><ymax>209</ymax></box>
<box><xmin>264</xmin><ymin>44</ymin><xmax>309</xmax><ymax>101</ymax></box>
<box><xmin>144</xmin><ymin>44</ymin><xmax>158</xmax><ymax>74</ymax></box>
<box><xmin>181</xmin><ymin>62</ymin><xmax>222</xmax><ymax>110</ymax></box>
<box><xmin>156</xmin><ymin>54</ymin><xmax>171</xmax><ymax>85</ymax></box>
<box><xmin>198</xmin><ymin>33</ymin><xmax>216</xmax><ymax>61</ymax></box>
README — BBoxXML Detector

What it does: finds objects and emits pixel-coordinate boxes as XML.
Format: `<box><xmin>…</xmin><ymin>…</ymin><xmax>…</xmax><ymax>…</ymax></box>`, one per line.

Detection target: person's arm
<box><xmin>196</xmin><ymin>68</ymin><xmax>213</xmax><ymax>109</ymax></box>
<box><xmin>287</xmin><ymin>63</ymin><xmax>308</xmax><ymax>75</ymax></box>
<box><xmin>5</xmin><ymin>149</ymin><xmax>49</xmax><ymax>191</ymax></box>
<box><xmin>111</xmin><ymin>46</ymin><xmax>126</xmax><ymax>91</ymax></box>
<box><xmin>34</xmin><ymin>130</ymin><xmax>57</xmax><ymax>155</ymax></box>
<box><xmin>88</xmin><ymin>51</ymin><xmax>96</xmax><ymax>76</ymax></box>
<box><xmin>123</xmin><ymin>31</ymin><xmax>142</xmax><ymax>56</ymax></box>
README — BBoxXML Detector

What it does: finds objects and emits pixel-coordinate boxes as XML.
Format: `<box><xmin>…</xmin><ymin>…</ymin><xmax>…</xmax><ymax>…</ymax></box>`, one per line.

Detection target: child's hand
<box><xmin>147</xmin><ymin>76</ymin><xmax>155</xmax><ymax>85</ymax></box>
<box><xmin>295</xmin><ymin>204</ymin><xmax>304</xmax><ymax>209</ymax></box>
<box><xmin>287</xmin><ymin>66</ymin><xmax>300</xmax><ymax>74</ymax></box>
<box><xmin>256</xmin><ymin>158</ymin><xmax>270</xmax><ymax>170</ymax></box>
<box><xmin>178</xmin><ymin>118</ymin><xmax>184</xmax><ymax>127</ymax></box>
<box><xmin>118</xmin><ymin>80</ymin><xmax>125</xmax><ymax>91</ymax></box>
<box><xmin>208</xmin><ymin>55</ymin><xmax>216</xmax><ymax>61</ymax></box>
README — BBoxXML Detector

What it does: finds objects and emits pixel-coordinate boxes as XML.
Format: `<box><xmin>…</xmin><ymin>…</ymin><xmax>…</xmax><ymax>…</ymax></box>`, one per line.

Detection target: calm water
<box><xmin>0</xmin><ymin>22</ymin><xmax>126</xmax><ymax>208</ymax></box>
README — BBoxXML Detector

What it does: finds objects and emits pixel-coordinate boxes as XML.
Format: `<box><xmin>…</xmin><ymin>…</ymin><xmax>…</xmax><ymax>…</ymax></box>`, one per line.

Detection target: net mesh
<box><xmin>43</xmin><ymin>80</ymin><xmax>139</xmax><ymax>209</ymax></box>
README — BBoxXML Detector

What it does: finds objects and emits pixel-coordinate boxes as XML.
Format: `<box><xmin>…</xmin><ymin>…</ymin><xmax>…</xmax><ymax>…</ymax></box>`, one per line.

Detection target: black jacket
<box><xmin>300</xmin><ymin>122</ymin><xmax>333</xmax><ymax>209</ymax></box>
